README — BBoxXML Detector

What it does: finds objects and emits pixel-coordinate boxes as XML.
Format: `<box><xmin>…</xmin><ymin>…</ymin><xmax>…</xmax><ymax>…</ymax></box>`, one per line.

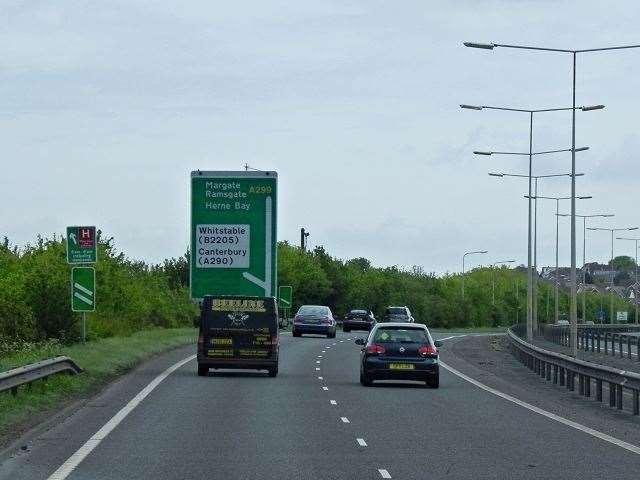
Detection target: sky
<box><xmin>2</xmin><ymin>0</ymin><xmax>640</xmax><ymax>274</ymax></box>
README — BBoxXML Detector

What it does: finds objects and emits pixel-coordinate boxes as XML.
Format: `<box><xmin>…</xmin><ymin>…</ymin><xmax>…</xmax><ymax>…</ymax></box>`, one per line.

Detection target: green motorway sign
<box><xmin>278</xmin><ymin>285</ymin><xmax>293</xmax><ymax>310</ymax></box>
<box><xmin>66</xmin><ymin>226</ymin><xmax>97</xmax><ymax>264</ymax></box>
<box><xmin>190</xmin><ymin>171</ymin><xmax>277</xmax><ymax>300</ymax></box>
<box><xmin>71</xmin><ymin>267</ymin><xmax>96</xmax><ymax>312</ymax></box>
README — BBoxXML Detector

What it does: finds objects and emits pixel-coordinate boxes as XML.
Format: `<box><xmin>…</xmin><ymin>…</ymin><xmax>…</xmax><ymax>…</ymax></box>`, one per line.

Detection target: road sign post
<box><xmin>71</xmin><ymin>267</ymin><xmax>96</xmax><ymax>343</ymax></box>
<box><xmin>66</xmin><ymin>226</ymin><xmax>97</xmax><ymax>264</ymax></box>
<box><xmin>190</xmin><ymin>171</ymin><xmax>278</xmax><ymax>300</ymax></box>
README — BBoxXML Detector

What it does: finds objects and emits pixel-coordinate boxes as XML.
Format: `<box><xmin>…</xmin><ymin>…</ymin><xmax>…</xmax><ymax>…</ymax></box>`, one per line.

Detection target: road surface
<box><xmin>1</xmin><ymin>331</ymin><xmax>639</xmax><ymax>479</ymax></box>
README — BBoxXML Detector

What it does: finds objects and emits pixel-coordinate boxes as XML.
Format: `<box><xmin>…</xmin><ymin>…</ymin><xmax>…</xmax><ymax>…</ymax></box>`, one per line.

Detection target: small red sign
<box><xmin>79</xmin><ymin>227</ymin><xmax>95</xmax><ymax>249</ymax></box>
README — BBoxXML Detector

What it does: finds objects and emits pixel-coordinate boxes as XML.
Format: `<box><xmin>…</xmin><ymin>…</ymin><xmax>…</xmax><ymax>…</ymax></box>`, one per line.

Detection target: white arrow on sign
<box><xmin>69</xmin><ymin>233</ymin><xmax>77</xmax><ymax>245</ymax></box>
<box><xmin>243</xmin><ymin>195</ymin><xmax>273</xmax><ymax>296</ymax></box>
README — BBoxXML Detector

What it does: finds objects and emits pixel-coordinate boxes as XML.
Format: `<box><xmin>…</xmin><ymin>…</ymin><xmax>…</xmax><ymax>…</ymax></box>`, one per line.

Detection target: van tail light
<box><xmin>419</xmin><ymin>345</ymin><xmax>438</xmax><ymax>357</ymax></box>
<box><xmin>366</xmin><ymin>344</ymin><xmax>386</xmax><ymax>355</ymax></box>
<box><xmin>198</xmin><ymin>334</ymin><xmax>204</xmax><ymax>350</ymax></box>
<box><xmin>271</xmin><ymin>334</ymin><xmax>279</xmax><ymax>346</ymax></box>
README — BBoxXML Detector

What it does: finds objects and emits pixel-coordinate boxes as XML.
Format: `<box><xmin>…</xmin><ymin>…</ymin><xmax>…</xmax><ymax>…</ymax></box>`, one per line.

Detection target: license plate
<box><xmin>389</xmin><ymin>363</ymin><xmax>415</xmax><ymax>370</ymax></box>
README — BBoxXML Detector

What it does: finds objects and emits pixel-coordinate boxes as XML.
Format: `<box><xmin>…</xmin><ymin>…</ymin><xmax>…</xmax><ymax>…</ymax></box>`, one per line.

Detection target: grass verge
<box><xmin>0</xmin><ymin>328</ymin><xmax>196</xmax><ymax>440</ymax></box>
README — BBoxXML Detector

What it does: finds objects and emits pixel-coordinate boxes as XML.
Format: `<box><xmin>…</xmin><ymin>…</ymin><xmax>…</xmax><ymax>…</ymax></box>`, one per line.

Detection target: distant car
<box><xmin>382</xmin><ymin>306</ymin><xmax>414</xmax><ymax>323</ymax></box>
<box><xmin>292</xmin><ymin>305</ymin><xmax>337</xmax><ymax>338</ymax></box>
<box><xmin>356</xmin><ymin>323</ymin><xmax>441</xmax><ymax>388</ymax></box>
<box><xmin>343</xmin><ymin>309</ymin><xmax>376</xmax><ymax>332</ymax></box>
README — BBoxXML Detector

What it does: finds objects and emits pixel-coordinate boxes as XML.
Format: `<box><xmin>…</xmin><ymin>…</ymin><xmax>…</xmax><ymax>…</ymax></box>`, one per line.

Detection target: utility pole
<box><xmin>300</xmin><ymin>228</ymin><xmax>309</xmax><ymax>252</ymax></box>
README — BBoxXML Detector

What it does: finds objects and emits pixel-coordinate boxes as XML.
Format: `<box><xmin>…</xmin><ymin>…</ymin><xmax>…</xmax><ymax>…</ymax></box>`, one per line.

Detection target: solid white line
<box><xmin>322</xmin><ymin>386</ymin><xmax>329</xmax><ymax>391</ymax></box>
<box><xmin>340</xmin><ymin>417</ymin><xmax>350</xmax><ymax>423</ymax></box>
<box><xmin>378</xmin><ymin>468</ymin><xmax>391</xmax><ymax>478</ymax></box>
<box><xmin>330</xmin><ymin>400</ymin><xmax>337</xmax><ymax>405</ymax></box>
<box><xmin>439</xmin><ymin>360</ymin><xmax>640</xmax><ymax>456</ymax></box>
<box><xmin>357</xmin><ymin>438</ymin><xmax>367</xmax><ymax>447</ymax></box>
<box><xmin>438</xmin><ymin>334</ymin><xmax>467</xmax><ymax>341</ymax></box>
<box><xmin>47</xmin><ymin>355</ymin><xmax>195</xmax><ymax>480</ymax></box>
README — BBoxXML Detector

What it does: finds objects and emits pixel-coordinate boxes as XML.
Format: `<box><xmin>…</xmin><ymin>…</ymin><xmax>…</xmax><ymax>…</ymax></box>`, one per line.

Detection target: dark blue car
<box><xmin>356</xmin><ymin>323</ymin><xmax>441</xmax><ymax>388</ymax></box>
<box><xmin>292</xmin><ymin>305</ymin><xmax>337</xmax><ymax>338</ymax></box>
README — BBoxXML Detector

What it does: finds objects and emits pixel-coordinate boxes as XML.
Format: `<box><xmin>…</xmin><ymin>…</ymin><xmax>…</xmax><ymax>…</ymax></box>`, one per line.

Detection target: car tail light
<box><xmin>294</xmin><ymin>316</ymin><xmax>302</xmax><ymax>323</ymax></box>
<box><xmin>321</xmin><ymin>317</ymin><xmax>331</xmax><ymax>324</ymax></box>
<box><xmin>419</xmin><ymin>345</ymin><xmax>438</xmax><ymax>357</ymax></box>
<box><xmin>366</xmin><ymin>344</ymin><xmax>386</xmax><ymax>355</ymax></box>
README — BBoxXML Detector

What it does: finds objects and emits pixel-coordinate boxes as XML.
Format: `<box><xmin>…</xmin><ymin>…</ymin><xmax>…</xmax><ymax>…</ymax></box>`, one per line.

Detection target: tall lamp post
<box><xmin>557</xmin><ymin>213</ymin><xmax>614</xmax><ymax>322</ymax></box>
<box><xmin>473</xmin><ymin>145</ymin><xmax>589</xmax><ymax>342</ymax></box>
<box><xmin>492</xmin><ymin>260</ymin><xmax>516</xmax><ymax>305</ymax></box>
<box><xmin>526</xmin><ymin>195</ymin><xmax>592</xmax><ymax>324</ymax></box>
<box><xmin>464</xmin><ymin>40</ymin><xmax>639</xmax><ymax>356</ymax></box>
<box><xmin>462</xmin><ymin>250</ymin><xmax>488</xmax><ymax>300</ymax></box>
<box><xmin>616</xmin><ymin>237</ymin><xmax>640</xmax><ymax>324</ymax></box>
<box><xmin>488</xmin><ymin>170</ymin><xmax>587</xmax><ymax>330</ymax></box>
<box><xmin>587</xmin><ymin>226</ymin><xmax>639</xmax><ymax>323</ymax></box>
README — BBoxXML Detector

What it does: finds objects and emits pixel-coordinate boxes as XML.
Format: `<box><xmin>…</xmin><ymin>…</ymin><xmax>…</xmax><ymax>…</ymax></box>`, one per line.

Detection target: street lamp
<box><xmin>462</xmin><ymin>250</ymin><xmax>488</xmax><ymax>300</ymax></box>
<box><xmin>464</xmin><ymin>103</ymin><xmax>598</xmax><ymax>343</ymax></box>
<box><xmin>587</xmin><ymin>226</ymin><xmax>639</xmax><ymax>323</ymax></box>
<box><xmin>616</xmin><ymin>237</ymin><xmax>640</xmax><ymax>324</ymax></box>
<box><xmin>492</xmin><ymin>260</ymin><xmax>516</xmax><ymax>306</ymax></box>
<box><xmin>486</xmin><ymin>168</ymin><xmax>587</xmax><ymax>333</ymax></box>
<box><xmin>464</xmin><ymin>40</ymin><xmax>638</xmax><ymax>357</ymax></box>
<box><xmin>557</xmin><ymin>213</ymin><xmax>614</xmax><ymax>322</ymax></box>
<box><xmin>526</xmin><ymin>195</ymin><xmax>592</xmax><ymax>324</ymax></box>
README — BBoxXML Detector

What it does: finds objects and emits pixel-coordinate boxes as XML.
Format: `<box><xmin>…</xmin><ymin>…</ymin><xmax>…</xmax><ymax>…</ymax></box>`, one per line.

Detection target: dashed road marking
<box><xmin>340</xmin><ymin>417</ymin><xmax>350</xmax><ymax>423</ymax></box>
<box><xmin>322</xmin><ymin>386</ymin><xmax>329</xmax><ymax>391</ymax></box>
<box><xmin>315</xmin><ymin>367</ymin><xmax>320</xmax><ymax>371</ymax></box>
<box><xmin>316</xmin><ymin>360</ymin><xmax>321</xmax><ymax>364</ymax></box>
<box><xmin>357</xmin><ymin>438</ymin><xmax>367</xmax><ymax>446</ymax></box>
<box><xmin>378</xmin><ymin>469</ymin><xmax>391</xmax><ymax>479</ymax></box>
<box><xmin>332</xmin><ymin>343</ymin><xmax>337</xmax><ymax>346</ymax></box>
<box><xmin>318</xmin><ymin>376</ymin><xmax>323</xmax><ymax>380</ymax></box>
<box><xmin>330</xmin><ymin>400</ymin><xmax>337</xmax><ymax>405</ymax></box>
<box><xmin>318</xmin><ymin>355</ymin><xmax>323</xmax><ymax>358</ymax></box>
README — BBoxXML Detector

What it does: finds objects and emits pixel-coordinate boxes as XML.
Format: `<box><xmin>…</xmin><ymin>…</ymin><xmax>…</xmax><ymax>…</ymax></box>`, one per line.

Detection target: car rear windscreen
<box><xmin>298</xmin><ymin>306</ymin><xmax>328</xmax><ymax>316</ymax></box>
<box><xmin>348</xmin><ymin>310</ymin><xmax>367</xmax><ymax>317</ymax></box>
<box><xmin>386</xmin><ymin>307</ymin><xmax>407</xmax><ymax>315</ymax></box>
<box><xmin>373</xmin><ymin>327</ymin><xmax>428</xmax><ymax>344</ymax></box>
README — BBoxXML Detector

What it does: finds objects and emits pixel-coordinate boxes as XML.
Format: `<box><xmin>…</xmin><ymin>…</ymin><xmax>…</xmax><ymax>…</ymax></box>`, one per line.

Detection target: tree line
<box><xmin>1</xmin><ymin>235</ymin><xmax>634</xmax><ymax>349</ymax></box>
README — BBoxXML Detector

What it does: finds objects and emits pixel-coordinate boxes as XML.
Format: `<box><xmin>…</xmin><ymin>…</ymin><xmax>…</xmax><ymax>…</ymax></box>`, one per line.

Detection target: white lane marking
<box><xmin>357</xmin><ymin>438</ymin><xmax>367</xmax><ymax>447</ymax></box>
<box><xmin>340</xmin><ymin>417</ymin><xmax>350</xmax><ymax>423</ymax></box>
<box><xmin>318</xmin><ymin>355</ymin><xmax>323</xmax><ymax>358</ymax></box>
<box><xmin>315</xmin><ymin>367</ymin><xmax>321</xmax><ymax>371</ymax></box>
<box><xmin>332</xmin><ymin>343</ymin><xmax>337</xmax><ymax>346</ymax></box>
<box><xmin>322</xmin><ymin>350</ymin><xmax>326</xmax><ymax>353</ymax></box>
<box><xmin>330</xmin><ymin>399</ymin><xmax>337</xmax><ymax>405</ymax></box>
<box><xmin>378</xmin><ymin>468</ymin><xmax>391</xmax><ymax>478</ymax></box>
<box><xmin>47</xmin><ymin>355</ymin><xmax>195</xmax><ymax>480</ymax></box>
<box><xmin>316</xmin><ymin>360</ymin><xmax>321</xmax><ymax>364</ymax></box>
<box><xmin>322</xmin><ymin>386</ymin><xmax>329</xmax><ymax>391</ymax></box>
<box><xmin>439</xmin><ymin>360</ymin><xmax>640</xmax><ymax>456</ymax></box>
<box><xmin>339</xmin><ymin>340</ymin><xmax>344</xmax><ymax>343</ymax></box>
<box><xmin>318</xmin><ymin>376</ymin><xmax>323</xmax><ymax>380</ymax></box>
<box><xmin>438</xmin><ymin>334</ymin><xmax>468</xmax><ymax>341</ymax></box>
